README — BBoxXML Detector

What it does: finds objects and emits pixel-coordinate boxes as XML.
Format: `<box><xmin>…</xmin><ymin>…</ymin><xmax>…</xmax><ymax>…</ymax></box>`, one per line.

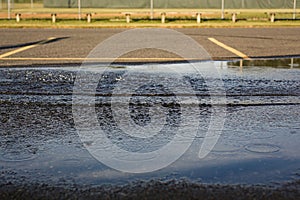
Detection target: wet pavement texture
<box><xmin>0</xmin><ymin>58</ymin><xmax>300</xmax><ymax>199</ymax></box>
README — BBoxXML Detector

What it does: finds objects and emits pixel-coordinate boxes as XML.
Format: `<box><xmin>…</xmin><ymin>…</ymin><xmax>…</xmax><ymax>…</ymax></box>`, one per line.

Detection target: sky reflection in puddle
<box><xmin>0</xmin><ymin>58</ymin><xmax>299</xmax><ymax>186</ymax></box>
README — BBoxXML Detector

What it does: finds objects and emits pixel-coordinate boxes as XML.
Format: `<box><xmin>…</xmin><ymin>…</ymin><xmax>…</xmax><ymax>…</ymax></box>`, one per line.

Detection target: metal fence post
<box><xmin>221</xmin><ymin>0</ymin><xmax>225</xmax><ymax>19</ymax></box>
<box><xmin>150</xmin><ymin>0</ymin><xmax>154</xmax><ymax>19</ymax></box>
<box><xmin>7</xmin><ymin>0</ymin><xmax>11</xmax><ymax>19</ymax></box>
<box><xmin>78</xmin><ymin>0</ymin><xmax>81</xmax><ymax>20</ymax></box>
<box><xmin>293</xmin><ymin>0</ymin><xmax>297</xmax><ymax>20</ymax></box>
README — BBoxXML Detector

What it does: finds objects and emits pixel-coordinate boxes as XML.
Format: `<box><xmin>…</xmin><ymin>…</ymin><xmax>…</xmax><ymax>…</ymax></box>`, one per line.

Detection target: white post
<box><xmin>125</xmin><ymin>13</ymin><xmax>131</xmax><ymax>23</ymax></box>
<box><xmin>51</xmin><ymin>13</ymin><xmax>56</xmax><ymax>23</ymax></box>
<box><xmin>232</xmin><ymin>13</ymin><xmax>237</xmax><ymax>22</ymax></box>
<box><xmin>150</xmin><ymin>0</ymin><xmax>153</xmax><ymax>19</ymax></box>
<box><xmin>293</xmin><ymin>0</ymin><xmax>297</xmax><ymax>20</ymax></box>
<box><xmin>31</xmin><ymin>0</ymin><xmax>33</xmax><ymax>9</ymax></box>
<box><xmin>221</xmin><ymin>0</ymin><xmax>225</xmax><ymax>19</ymax></box>
<box><xmin>161</xmin><ymin>12</ymin><xmax>166</xmax><ymax>23</ymax></box>
<box><xmin>196</xmin><ymin>12</ymin><xmax>201</xmax><ymax>23</ymax></box>
<box><xmin>270</xmin><ymin>13</ymin><xmax>275</xmax><ymax>22</ymax></box>
<box><xmin>7</xmin><ymin>0</ymin><xmax>11</xmax><ymax>19</ymax></box>
<box><xmin>78</xmin><ymin>0</ymin><xmax>81</xmax><ymax>20</ymax></box>
<box><xmin>15</xmin><ymin>13</ymin><xmax>20</xmax><ymax>22</ymax></box>
<box><xmin>87</xmin><ymin>13</ymin><xmax>91</xmax><ymax>23</ymax></box>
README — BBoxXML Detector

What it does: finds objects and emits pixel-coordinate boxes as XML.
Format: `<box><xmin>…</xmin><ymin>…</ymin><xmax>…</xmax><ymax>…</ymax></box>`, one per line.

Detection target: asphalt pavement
<box><xmin>0</xmin><ymin>28</ymin><xmax>299</xmax><ymax>66</ymax></box>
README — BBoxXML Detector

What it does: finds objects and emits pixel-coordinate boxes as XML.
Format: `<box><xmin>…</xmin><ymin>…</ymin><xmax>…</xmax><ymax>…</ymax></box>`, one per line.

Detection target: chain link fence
<box><xmin>0</xmin><ymin>0</ymin><xmax>43</xmax><ymax>9</ymax></box>
<box><xmin>1</xmin><ymin>0</ymin><xmax>299</xmax><ymax>9</ymax></box>
<box><xmin>43</xmin><ymin>0</ymin><xmax>299</xmax><ymax>9</ymax></box>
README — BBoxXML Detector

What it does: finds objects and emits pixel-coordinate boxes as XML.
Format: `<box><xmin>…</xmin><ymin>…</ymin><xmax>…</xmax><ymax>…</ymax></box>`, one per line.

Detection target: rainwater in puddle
<box><xmin>0</xmin><ymin>58</ymin><xmax>299</xmax><ymax>187</ymax></box>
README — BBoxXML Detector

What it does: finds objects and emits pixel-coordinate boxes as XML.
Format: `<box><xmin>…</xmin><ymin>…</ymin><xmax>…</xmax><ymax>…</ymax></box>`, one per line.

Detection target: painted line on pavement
<box><xmin>208</xmin><ymin>37</ymin><xmax>250</xmax><ymax>60</ymax></box>
<box><xmin>0</xmin><ymin>37</ymin><xmax>57</xmax><ymax>58</ymax></box>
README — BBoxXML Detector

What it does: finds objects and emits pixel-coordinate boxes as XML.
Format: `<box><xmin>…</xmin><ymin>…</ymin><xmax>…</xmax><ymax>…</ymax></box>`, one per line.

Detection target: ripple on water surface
<box><xmin>0</xmin><ymin>147</ymin><xmax>38</xmax><ymax>162</ymax></box>
<box><xmin>244</xmin><ymin>143</ymin><xmax>280</xmax><ymax>154</ymax></box>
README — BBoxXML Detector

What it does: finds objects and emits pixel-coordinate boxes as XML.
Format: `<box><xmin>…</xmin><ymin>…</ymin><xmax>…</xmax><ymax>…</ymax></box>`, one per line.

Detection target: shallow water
<box><xmin>0</xmin><ymin>58</ymin><xmax>299</xmax><ymax>187</ymax></box>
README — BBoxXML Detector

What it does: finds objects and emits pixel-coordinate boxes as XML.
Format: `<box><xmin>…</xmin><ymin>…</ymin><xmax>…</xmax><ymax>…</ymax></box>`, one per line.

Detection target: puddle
<box><xmin>0</xmin><ymin>58</ymin><xmax>299</xmax><ymax>187</ymax></box>
<box><xmin>228</xmin><ymin>58</ymin><xmax>300</xmax><ymax>69</ymax></box>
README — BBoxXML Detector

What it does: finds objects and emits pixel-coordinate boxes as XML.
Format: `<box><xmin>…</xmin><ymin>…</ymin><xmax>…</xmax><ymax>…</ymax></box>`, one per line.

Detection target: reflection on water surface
<box><xmin>0</xmin><ymin>58</ymin><xmax>299</xmax><ymax>187</ymax></box>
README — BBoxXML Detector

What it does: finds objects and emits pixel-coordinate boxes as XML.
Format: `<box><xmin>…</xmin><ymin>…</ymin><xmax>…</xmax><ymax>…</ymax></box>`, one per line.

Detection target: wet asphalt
<box><xmin>0</xmin><ymin>63</ymin><xmax>299</xmax><ymax>199</ymax></box>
